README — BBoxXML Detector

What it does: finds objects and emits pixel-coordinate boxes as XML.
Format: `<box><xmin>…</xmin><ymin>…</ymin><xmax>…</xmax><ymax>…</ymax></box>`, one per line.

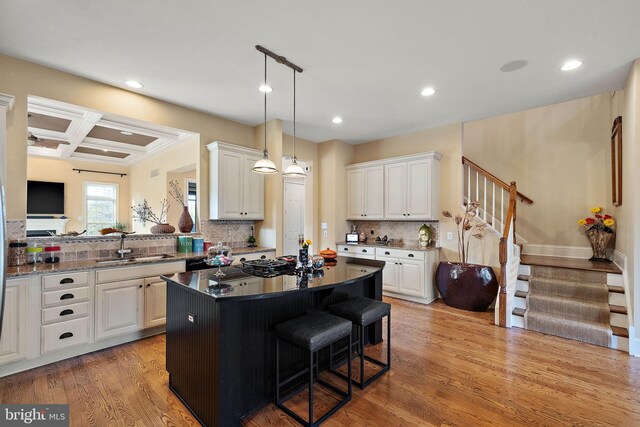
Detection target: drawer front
<box><xmin>375</xmin><ymin>248</ymin><xmax>425</xmax><ymax>261</ymax></box>
<box><xmin>337</xmin><ymin>244</ymin><xmax>362</xmax><ymax>255</ymax></box>
<box><xmin>42</xmin><ymin>271</ymin><xmax>89</xmax><ymax>290</ymax></box>
<box><xmin>42</xmin><ymin>286</ymin><xmax>89</xmax><ymax>308</ymax></box>
<box><xmin>96</xmin><ymin>261</ymin><xmax>185</xmax><ymax>284</ymax></box>
<box><xmin>41</xmin><ymin>317</ymin><xmax>90</xmax><ymax>354</ymax></box>
<box><xmin>42</xmin><ymin>301</ymin><xmax>89</xmax><ymax>324</ymax></box>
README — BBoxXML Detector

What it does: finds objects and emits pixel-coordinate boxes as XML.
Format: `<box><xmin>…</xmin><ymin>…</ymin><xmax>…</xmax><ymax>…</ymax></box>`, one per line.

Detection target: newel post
<box><xmin>498</xmin><ymin>237</ymin><xmax>508</xmax><ymax>327</ymax></box>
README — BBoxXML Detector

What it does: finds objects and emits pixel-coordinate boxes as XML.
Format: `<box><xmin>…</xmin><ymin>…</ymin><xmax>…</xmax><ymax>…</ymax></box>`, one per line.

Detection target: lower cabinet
<box><xmin>144</xmin><ymin>278</ymin><xmax>167</xmax><ymax>329</ymax></box>
<box><xmin>95</xmin><ymin>279</ymin><xmax>144</xmax><ymax>341</ymax></box>
<box><xmin>0</xmin><ymin>278</ymin><xmax>28</xmax><ymax>365</ymax></box>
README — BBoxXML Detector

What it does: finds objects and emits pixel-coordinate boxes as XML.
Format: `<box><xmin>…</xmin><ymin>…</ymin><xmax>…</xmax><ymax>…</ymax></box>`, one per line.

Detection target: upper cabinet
<box><xmin>347</xmin><ymin>165</ymin><xmax>384</xmax><ymax>220</ymax></box>
<box><xmin>207</xmin><ymin>142</ymin><xmax>264</xmax><ymax>220</ymax></box>
<box><xmin>347</xmin><ymin>151</ymin><xmax>441</xmax><ymax>221</ymax></box>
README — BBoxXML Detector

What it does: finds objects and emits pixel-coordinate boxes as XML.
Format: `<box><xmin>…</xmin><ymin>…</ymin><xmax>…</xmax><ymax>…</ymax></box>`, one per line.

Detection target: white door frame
<box><xmin>283</xmin><ymin>178</ymin><xmax>305</xmax><ymax>256</ymax></box>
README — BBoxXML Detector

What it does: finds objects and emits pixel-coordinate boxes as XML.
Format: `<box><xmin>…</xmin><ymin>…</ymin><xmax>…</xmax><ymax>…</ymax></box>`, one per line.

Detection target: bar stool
<box><xmin>328</xmin><ymin>296</ymin><xmax>391</xmax><ymax>388</ymax></box>
<box><xmin>275</xmin><ymin>311</ymin><xmax>353</xmax><ymax>427</ymax></box>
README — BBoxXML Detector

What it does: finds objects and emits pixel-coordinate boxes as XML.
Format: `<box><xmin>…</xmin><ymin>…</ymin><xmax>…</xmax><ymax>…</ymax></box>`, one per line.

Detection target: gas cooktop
<box><xmin>241</xmin><ymin>259</ymin><xmax>297</xmax><ymax>278</ymax></box>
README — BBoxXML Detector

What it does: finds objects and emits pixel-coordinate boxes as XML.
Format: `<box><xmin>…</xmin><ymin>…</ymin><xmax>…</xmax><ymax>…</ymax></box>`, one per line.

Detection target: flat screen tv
<box><xmin>27</xmin><ymin>180</ymin><xmax>65</xmax><ymax>215</ymax></box>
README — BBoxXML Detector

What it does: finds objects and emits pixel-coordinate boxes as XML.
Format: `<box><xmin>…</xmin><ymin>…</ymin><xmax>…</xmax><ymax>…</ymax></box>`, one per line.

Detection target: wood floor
<box><xmin>520</xmin><ymin>254</ymin><xmax>622</xmax><ymax>274</ymax></box>
<box><xmin>2</xmin><ymin>298</ymin><xmax>640</xmax><ymax>426</ymax></box>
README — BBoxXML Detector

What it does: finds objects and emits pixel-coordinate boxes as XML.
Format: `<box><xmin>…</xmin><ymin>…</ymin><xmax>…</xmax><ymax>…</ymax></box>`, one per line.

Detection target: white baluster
<box><xmin>467</xmin><ymin>165</ymin><xmax>471</xmax><ymax>205</ymax></box>
<box><xmin>492</xmin><ymin>183</ymin><xmax>496</xmax><ymax>231</ymax></box>
<box><xmin>483</xmin><ymin>176</ymin><xmax>487</xmax><ymax>222</ymax></box>
<box><xmin>475</xmin><ymin>171</ymin><xmax>479</xmax><ymax>203</ymax></box>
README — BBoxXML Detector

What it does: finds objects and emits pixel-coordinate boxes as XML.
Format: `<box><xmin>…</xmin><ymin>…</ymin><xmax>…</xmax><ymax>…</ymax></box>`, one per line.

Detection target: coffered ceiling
<box><xmin>3</xmin><ymin>1</ymin><xmax>640</xmax><ymax>143</ymax></box>
<box><xmin>27</xmin><ymin>97</ymin><xmax>193</xmax><ymax>165</ymax></box>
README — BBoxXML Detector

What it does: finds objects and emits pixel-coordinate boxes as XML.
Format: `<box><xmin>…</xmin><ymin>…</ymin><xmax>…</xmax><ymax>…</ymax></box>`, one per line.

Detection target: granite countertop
<box><xmin>6</xmin><ymin>246</ymin><xmax>275</xmax><ymax>277</ymax></box>
<box><xmin>162</xmin><ymin>257</ymin><xmax>385</xmax><ymax>301</ymax></box>
<box><xmin>335</xmin><ymin>241</ymin><xmax>441</xmax><ymax>252</ymax></box>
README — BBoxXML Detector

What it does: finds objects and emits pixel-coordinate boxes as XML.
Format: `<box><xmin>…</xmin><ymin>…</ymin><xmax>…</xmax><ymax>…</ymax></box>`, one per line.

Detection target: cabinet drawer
<box><xmin>42</xmin><ymin>301</ymin><xmax>89</xmax><ymax>324</ymax></box>
<box><xmin>41</xmin><ymin>317</ymin><xmax>89</xmax><ymax>354</ymax></box>
<box><xmin>42</xmin><ymin>286</ymin><xmax>89</xmax><ymax>308</ymax></box>
<box><xmin>95</xmin><ymin>261</ymin><xmax>185</xmax><ymax>284</ymax></box>
<box><xmin>42</xmin><ymin>271</ymin><xmax>89</xmax><ymax>290</ymax></box>
<box><xmin>375</xmin><ymin>248</ymin><xmax>425</xmax><ymax>261</ymax></box>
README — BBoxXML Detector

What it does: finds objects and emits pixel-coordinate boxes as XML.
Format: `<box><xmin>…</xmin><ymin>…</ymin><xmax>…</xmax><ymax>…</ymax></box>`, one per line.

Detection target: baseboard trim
<box><xmin>523</xmin><ymin>244</ymin><xmax>592</xmax><ymax>259</ymax></box>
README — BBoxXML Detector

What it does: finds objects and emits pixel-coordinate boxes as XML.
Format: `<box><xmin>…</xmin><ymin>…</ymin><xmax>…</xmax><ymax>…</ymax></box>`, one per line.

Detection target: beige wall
<box><xmin>318</xmin><ymin>139</ymin><xmax>355</xmax><ymax>250</ymax></box>
<box><xmin>351</xmin><ymin>123</ymin><xmax>463</xmax><ymax>262</ymax></box>
<box><xmin>26</xmin><ymin>156</ymin><xmax>130</xmax><ymax>232</ymax></box>
<box><xmin>0</xmin><ymin>54</ymin><xmax>254</xmax><ymax>221</ymax></box>
<box><xmin>463</xmin><ymin>93</ymin><xmax>611</xmax><ymax>248</ymax></box>
<box><xmin>129</xmin><ymin>135</ymin><xmax>198</xmax><ymax>233</ymax></box>
<box><xmin>167</xmin><ymin>169</ymin><xmax>197</xmax><ymax>228</ymax></box>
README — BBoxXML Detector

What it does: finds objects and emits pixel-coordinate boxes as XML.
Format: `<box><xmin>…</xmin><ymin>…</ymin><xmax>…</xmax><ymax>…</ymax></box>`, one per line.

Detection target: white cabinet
<box><xmin>144</xmin><ymin>278</ymin><xmax>167</xmax><ymax>329</ymax></box>
<box><xmin>95</xmin><ymin>279</ymin><xmax>144</xmax><ymax>341</ymax></box>
<box><xmin>347</xmin><ymin>166</ymin><xmax>383</xmax><ymax>220</ymax></box>
<box><xmin>375</xmin><ymin>247</ymin><xmax>439</xmax><ymax>302</ymax></box>
<box><xmin>384</xmin><ymin>156</ymin><xmax>440</xmax><ymax>220</ymax></box>
<box><xmin>0</xmin><ymin>278</ymin><xmax>28</xmax><ymax>365</ymax></box>
<box><xmin>208</xmin><ymin>141</ymin><xmax>264</xmax><ymax>220</ymax></box>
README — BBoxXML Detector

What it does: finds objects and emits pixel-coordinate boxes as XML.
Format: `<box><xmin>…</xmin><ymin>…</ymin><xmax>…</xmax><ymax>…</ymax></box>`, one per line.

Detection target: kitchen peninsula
<box><xmin>162</xmin><ymin>257</ymin><xmax>385</xmax><ymax>426</ymax></box>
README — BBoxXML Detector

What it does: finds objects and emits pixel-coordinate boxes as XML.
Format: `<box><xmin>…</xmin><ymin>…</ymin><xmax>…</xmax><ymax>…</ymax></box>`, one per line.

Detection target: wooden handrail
<box><xmin>498</xmin><ymin>181</ymin><xmax>518</xmax><ymax>328</ymax></box>
<box><xmin>462</xmin><ymin>157</ymin><xmax>534</xmax><ymax>204</ymax></box>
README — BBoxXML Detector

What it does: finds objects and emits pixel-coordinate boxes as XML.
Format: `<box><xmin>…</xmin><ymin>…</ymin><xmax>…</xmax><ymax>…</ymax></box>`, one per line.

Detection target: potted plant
<box><xmin>132</xmin><ymin>199</ymin><xmax>175</xmax><ymax>234</ymax></box>
<box><xmin>435</xmin><ymin>201</ymin><xmax>498</xmax><ymax>311</ymax></box>
<box><xmin>169</xmin><ymin>180</ymin><xmax>194</xmax><ymax>233</ymax></box>
<box><xmin>578</xmin><ymin>207</ymin><xmax>615</xmax><ymax>262</ymax></box>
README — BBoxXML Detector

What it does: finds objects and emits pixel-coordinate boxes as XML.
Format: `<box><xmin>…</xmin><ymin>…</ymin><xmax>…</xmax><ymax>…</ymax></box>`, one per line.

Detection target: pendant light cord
<box><xmin>263</xmin><ymin>53</ymin><xmax>268</xmax><ymax>156</ymax></box>
<box><xmin>293</xmin><ymin>68</ymin><xmax>296</xmax><ymax>160</ymax></box>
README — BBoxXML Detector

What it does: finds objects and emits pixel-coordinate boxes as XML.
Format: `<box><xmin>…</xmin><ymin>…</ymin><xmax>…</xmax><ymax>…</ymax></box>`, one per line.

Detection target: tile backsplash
<box><xmin>199</xmin><ymin>220</ymin><xmax>255</xmax><ymax>248</ymax></box>
<box><xmin>348</xmin><ymin>220</ymin><xmax>439</xmax><ymax>246</ymax></box>
<box><xmin>6</xmin><ymin>220</ymin><xmax>26</xmax><ymax>240</ymax></box>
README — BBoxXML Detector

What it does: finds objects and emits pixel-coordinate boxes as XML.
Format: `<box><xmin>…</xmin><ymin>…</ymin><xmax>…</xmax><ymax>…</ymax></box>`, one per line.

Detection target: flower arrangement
<box><xmin>578</xmin><ymin>207</ymin><xmax>615</xmax><ymax>261</ymax></box>
<box><xmin>132</xmin><ymin>199</ymin><xmax>169</xmax><ymax>225</ymax></box>
<box><xmin>301</xmin><ymin>239</ymin><xmax>312</xmax><ymax>249</ymax></box>
<box><xmin>578</xmin><ymin>207</ymin><xmax>615</xmax><ymax>231</ymax></box>
<box><xmin>442</xmin><ymin>201</ymin><xmax>486</xmax><ymax>264</ymax></box>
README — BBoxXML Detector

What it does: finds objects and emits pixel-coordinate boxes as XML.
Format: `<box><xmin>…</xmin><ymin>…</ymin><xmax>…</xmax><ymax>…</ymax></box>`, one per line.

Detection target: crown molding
<box><xmin>0</xmin><ymin>93</ymin><xmax>16</xmax><ymax>112</ymax></box>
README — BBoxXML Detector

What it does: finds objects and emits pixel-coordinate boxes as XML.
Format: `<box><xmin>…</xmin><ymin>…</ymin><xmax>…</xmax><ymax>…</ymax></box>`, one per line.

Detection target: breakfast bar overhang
<box><xmin>162</xmin><ymin>257</ymin><xmax>385</xmax><ymax>426</ymax></box>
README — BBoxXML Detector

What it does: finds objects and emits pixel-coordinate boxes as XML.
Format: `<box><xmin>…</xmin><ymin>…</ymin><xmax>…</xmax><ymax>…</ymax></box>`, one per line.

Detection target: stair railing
<box><xmin>462</xmin><ymin>157</ymin><xmax>533</xmax><ymax>239</ymax></box>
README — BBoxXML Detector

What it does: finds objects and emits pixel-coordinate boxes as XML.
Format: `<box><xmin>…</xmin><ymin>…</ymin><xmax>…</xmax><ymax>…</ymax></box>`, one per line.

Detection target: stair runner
<box><xmin>524</xmin><ymin>266</ymin><xmax>611</xmax><ymax>347</ymax></box>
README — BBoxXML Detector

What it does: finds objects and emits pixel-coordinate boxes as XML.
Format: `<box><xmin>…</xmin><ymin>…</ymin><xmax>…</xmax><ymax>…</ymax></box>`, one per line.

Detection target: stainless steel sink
<box><xmin>96</xmin><ymin>254</ymin><xmax>174</xmax><ymax>264</ymax></box>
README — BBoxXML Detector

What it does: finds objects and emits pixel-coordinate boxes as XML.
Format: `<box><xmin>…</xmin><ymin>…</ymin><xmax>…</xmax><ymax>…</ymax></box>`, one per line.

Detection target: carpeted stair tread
<box><xmin>520</xmin><ymin>255</ymin><xmax>622</xmax><ymax>274</ymax></box>
<box><xmin>526</xmin><ymin>294</ymin><xmax>609</xmax><ymax>323</ymax></box>
<box><xmin>611</xmin><ymin>326</ymin><xmax>629</xmax><ymax>338</ymax></box>
<box><xmin>608</xmin><ymin>286</ymin><xmax>625</xmax><ymax>294</ymax></box>
<box><xmin>528</xmin><ymin>276</ymin><xmax>609</xmax><ymax>303</ymax></box>
<box><xmin>530</xmin><ymin>265</ymin><xmax>607</xmax><ymax>283</ymax></box>
<box><xmin>524</xmin><ymin>311</ymin><xmax>611</xmax><ymax>347</ymax></box>
<box><xmin>518</xmin><ymin>274</ymin><xmax>530</xmax><ymax>282</ymax></box>
<box><xmin>610</xmin><ymin>304</ymin><xmax>627</xmax><ymax>315</ymax></box>
<box><xmin>515</xmin><ymin>290</ymin><xmax>527</xmax><ymax>298</ymax></box>
<box><xmin>513</xmin><ymin>308</ymin><xmax>525</xmax><ymax>317</ymax></box>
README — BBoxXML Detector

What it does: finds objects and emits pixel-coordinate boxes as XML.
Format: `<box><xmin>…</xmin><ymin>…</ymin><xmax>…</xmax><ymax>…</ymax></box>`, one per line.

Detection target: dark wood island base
<box><xmin>163</xmin><ymin>258</ymin><xmax>385</xmax><ymax>426</ymax></box>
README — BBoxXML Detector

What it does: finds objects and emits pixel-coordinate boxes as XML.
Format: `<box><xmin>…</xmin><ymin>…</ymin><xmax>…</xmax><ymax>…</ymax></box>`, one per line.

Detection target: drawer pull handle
<box><xmin>408</xmin><ymin>254</ymin><xmax>414</xmax><ymax>258</ymax></box>
<box><xmin>60</xmin><ymin>293</ymin><xmax>74</xmax><ymax>300</ymax></box>
<box><xmin>60</xmin><ymin>278</ymin><xmax>74</xmax><ymax>284</ymax></box>
<box><xmin>240</xmin><ymin>257</ymin><xmax>246</xmax><ymax>262</ymax></box>
<box><xmin>60</xmin><ymin>309</ymin><xmax>74</xmax><ymax>316</ymax></box>
<box><xmin>344</xmin><ymin>248</ymin><xmax>349</xmax><ymax>251</ymax></box>
<box><xmin>59</xmin><ymin>332</ymin><xmax>74</xmax><ymax>340</ymax></box>
<box><xmin>261</xmin><ymin>255</ymin><xmax>266</xmax><ymax>259</ymax></box>
<box><xmin>385</xmin><ymin>251</ymin><xmax>390</xmax><ymax>255</ymax></box>
<box><xmin>362</xmin><ymin>249</ymin><xmax>367</xmax><ymax>253</ymax></box>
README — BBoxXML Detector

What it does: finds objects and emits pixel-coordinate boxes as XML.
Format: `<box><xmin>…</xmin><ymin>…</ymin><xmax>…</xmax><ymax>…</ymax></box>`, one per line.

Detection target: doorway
<box><xmin>283</xmin><ymin>179</ymin><xmax>305</xmax><ymax>256</ymax></box>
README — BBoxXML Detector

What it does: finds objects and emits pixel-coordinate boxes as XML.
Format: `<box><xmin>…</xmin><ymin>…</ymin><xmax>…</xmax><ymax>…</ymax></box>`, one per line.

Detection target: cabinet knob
<box><xmin>147</xmin><ymin>283</ymin><xmax>151</xmax><ymax>287</ymax></box>
<box><xmin>138</xmin><ymin>284</ymin><xmax>143</xmax><ymax>289</ymax></box>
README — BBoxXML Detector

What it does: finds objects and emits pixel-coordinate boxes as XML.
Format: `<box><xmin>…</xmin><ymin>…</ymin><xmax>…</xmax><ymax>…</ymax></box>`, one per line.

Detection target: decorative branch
<box><xmin>132</xmin><ymin>199</ymin><xmax>169</xmax><ymax>225</ymax></box>
<box><xmin>442</xmin><ymin>201</ymin><xmax>485</xmax><ymax>264</ymax></box>
<box><xmin>168</xmin><ymin>180</ymin><xmax>185</xmax><ymax>206</ymax></box>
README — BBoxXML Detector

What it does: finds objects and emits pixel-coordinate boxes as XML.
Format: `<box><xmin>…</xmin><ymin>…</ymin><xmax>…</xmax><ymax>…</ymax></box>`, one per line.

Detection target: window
<box><xmin>187</xmin><ymin>179</ymin><xmax>197</xmax><ymax>232</ymax></box>
<box><xmin>84</xmin><ymin>182</ymin><xmax>118</xmax><ymax>235</ymax></box>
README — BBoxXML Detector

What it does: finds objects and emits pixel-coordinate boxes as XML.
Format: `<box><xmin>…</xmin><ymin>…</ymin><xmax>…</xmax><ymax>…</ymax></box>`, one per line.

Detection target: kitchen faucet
<box><xmin>117</xmin><ymin>233</ymin><xmax>133</xmax><ymax>258</ymax></box>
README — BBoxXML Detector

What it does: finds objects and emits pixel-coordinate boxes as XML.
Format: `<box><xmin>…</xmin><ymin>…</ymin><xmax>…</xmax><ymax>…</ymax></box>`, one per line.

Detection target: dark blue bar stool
<box><xmin>275</xmin><ymin>311</ymin><xmax>352</xmax><ymax>427</ymax></box>
<box><xmin>328</xmin><ymin>296</ymin><xmax>391</xmax><ymax>388</ymax></box>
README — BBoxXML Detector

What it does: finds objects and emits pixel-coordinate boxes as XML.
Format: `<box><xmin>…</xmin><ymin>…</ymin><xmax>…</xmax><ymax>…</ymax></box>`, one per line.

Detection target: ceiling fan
<box><xmin>27</xmin><ymin>132</ymin><xmax>70</xmax><ymax>149</ymax></box>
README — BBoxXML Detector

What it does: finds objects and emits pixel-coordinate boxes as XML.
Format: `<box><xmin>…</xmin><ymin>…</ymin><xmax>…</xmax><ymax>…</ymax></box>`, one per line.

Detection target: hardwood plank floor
<box><xmin>520</xmin><ymin>254</ymin><xmax>622</xmax><ymax>274</ymax></box>
<box><xmin>2</xmin><ymin>298</ymin><xmax>640</xmax><ymax>426</ymax></box>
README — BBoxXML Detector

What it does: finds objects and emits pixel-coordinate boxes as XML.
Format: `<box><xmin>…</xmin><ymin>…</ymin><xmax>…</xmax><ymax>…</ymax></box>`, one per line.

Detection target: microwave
<box><xmin>345</xmin><ymin>232</ymin><xmax>359</xmax><ymax>244</ymax></box>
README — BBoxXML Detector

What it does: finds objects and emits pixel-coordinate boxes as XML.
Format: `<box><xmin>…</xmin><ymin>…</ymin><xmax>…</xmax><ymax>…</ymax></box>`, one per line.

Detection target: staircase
<box><xmin>511</xmin><ymin>255</ymin><xmax>629</xmax><ymax>351</ymax></box>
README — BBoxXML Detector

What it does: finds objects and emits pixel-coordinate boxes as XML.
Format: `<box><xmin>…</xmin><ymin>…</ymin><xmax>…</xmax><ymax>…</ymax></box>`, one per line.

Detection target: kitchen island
<box><xmin>162</xmin><ymin>257</ymin><xmax>385</xmax><ymax>426</ymax></box>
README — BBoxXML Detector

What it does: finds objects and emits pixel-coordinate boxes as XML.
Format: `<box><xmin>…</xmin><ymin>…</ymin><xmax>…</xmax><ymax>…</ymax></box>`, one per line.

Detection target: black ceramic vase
<box><xmin>435</xmin><ymin>262</ymin><xmax>499</xmax><ymax>312</ymax></box>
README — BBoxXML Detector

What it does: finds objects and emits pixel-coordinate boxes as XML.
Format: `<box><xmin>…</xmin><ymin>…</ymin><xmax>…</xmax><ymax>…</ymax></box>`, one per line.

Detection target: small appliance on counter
<box><xmin>346</xmin><ymin>225</ymin><xmax>359</xmax><ymax>244</ymax></box>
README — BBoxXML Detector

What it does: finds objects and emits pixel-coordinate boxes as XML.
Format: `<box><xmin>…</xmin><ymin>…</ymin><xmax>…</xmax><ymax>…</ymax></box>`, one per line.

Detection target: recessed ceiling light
<box><xmin>102</xmin><ymin>149</ymin><xmax>109</xmax><ymax>152</ymax></box>
<box><xmin>332</xmin><ymin>116</ymin><xmax>343</xmax><ymax>124</ymax></box>
<box><xmin>125</xmin><ymin>80</ymin><xmax>143</xmax><ymax>89</ymax></box>
<box><xmin>259</xmin><ymin>84</ymin><xmax>272</xmax><ymax>93</ymax></box>
<box><xmin>120</xmin><ymin>131</ymin><xmax>134</xmax><ymax>136</ymax></box>
<box><xmin>500</xmin><ymin>59</ymin><xmax>529</xmax><ymax>73</ymax></box>
<box><xmin>561</xmin><ymin>60</ymin><xmax>582</xmax><ymax>71</ymax></box>
<box><xmin>421</xmin><ymin>87</ymin><xmax>436</xmax><ymax>97</ymax></box>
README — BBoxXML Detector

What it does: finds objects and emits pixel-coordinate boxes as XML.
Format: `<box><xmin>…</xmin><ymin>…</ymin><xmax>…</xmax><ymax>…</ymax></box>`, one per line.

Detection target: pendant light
<box><xmin>283</xmin><ymin>68</ymin><xmax>306</xmax><ymax>178</ymax></box>
<box><xmin>252</xmin><ymin>52</ymin><xmax>279</xmax><ymax>174</ymax></box>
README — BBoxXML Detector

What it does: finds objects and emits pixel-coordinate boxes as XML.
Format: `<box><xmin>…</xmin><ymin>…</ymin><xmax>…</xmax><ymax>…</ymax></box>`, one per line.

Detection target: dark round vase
<box><xmin>435</xmin><ymin>262</ymin><xmax>499</xmax><ymax>312</ymax></box>
<box><xmin>178</xmin><ymin>206</ymin><xmax>194</xmax><ymax>233</ymax></box>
